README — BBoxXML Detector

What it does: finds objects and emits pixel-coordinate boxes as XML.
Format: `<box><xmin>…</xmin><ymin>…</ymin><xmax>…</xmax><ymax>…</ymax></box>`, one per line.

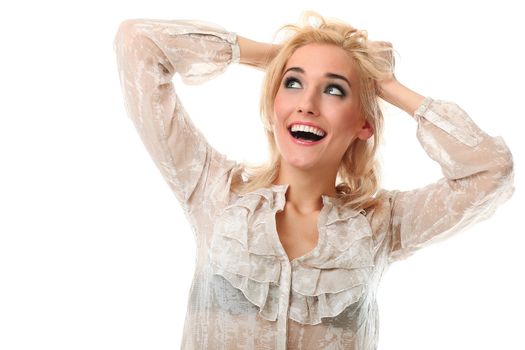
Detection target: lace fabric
<box><xmin>113</xmin><ymin>18</ymin><xmax>514</xmax><ymax>350</ymax></box>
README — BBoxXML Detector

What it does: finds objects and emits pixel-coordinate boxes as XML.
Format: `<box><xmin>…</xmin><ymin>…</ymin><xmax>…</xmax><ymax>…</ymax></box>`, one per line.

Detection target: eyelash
<box><xmin>283</xmin><ymin>76</ymin><xmax>346</xmax><ymax>97</ymax></box>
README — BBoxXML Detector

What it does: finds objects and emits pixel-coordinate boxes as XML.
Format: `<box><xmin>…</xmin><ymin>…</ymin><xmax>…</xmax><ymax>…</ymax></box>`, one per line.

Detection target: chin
<box><xmin>281</xmin><ymin>155</ymin><xmax>322</xmax><ymax>171</ymax></box>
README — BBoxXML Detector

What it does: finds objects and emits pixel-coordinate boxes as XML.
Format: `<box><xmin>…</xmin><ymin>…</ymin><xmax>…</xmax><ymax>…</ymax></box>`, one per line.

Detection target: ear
<box><xmin>356</xmin><ymin>119</ymin><xmax>374</xmax><ymax>140</ymax></box>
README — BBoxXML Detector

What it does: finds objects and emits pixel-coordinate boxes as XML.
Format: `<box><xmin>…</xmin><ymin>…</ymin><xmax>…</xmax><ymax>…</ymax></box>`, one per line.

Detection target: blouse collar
<box><xmin>268</xmin><ymin>183</ymin><xmax>348</xmax><ymax>208</ymax></box>
<box><xmin>235</xmin><ymin>183</ymin><xmax>364</xmax><ymax>219</ymax></box>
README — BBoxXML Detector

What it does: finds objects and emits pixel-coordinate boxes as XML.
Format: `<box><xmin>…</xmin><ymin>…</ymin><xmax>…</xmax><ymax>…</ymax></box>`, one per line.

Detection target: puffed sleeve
<box><xmin>112</xmin><ymin>19</ymin><xmax>241</xmax><ymax>235</ymax></box>
<box><xmin>387</xmin><ymin>97</ymin><xmax>515</xmax><ymax>263</ymax></box>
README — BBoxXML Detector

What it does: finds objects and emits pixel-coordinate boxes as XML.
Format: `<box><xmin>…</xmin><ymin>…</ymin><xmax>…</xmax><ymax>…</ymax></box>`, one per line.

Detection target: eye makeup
<box><xmin>283</xmin><ymin>76</ymin><xmax>346</xmax><ymax>97</ymax></box>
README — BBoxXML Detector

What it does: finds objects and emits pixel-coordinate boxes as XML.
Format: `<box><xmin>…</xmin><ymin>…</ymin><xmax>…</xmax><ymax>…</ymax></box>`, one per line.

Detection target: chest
<box><xmin>275</xmin><ymin>209</ymin><xmax>320</xmax><ymax>261</ymax></box>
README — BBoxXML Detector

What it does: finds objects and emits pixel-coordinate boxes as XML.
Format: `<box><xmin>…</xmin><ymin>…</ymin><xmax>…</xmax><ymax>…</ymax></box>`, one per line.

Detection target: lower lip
<box><xmin>288</xmin><ymin>130</ymin><xmax>326</xmax><ymax>146</ymax></box>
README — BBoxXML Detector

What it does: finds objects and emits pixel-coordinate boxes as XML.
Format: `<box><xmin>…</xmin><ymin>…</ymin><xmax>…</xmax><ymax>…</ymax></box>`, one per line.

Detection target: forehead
<box><xmin>284</xmin><ymin>43</ymin><xmax>358</xmax><ymax>78</ymax></box>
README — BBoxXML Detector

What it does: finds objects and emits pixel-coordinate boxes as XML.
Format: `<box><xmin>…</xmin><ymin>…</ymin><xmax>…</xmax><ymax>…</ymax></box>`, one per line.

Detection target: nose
<box><xmin>296</xmin><ymin>88</ymin><xmax>320</xmax><ymax>116</ymax></box>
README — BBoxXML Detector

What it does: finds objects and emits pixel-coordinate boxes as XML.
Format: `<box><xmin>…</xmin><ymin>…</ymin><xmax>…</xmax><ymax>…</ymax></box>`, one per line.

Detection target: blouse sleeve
<box><xmin>387</xmin><ymin>97</ymin><xmax>515</xmax><ymax>263</ymax></box>
<box><xmin>112</xmin><ymin>19</ymin><xmax>240</xmax><ymax>235</ymax></box>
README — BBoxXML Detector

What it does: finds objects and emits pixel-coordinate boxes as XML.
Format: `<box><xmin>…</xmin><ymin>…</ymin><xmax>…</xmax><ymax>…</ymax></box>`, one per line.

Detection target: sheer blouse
<box><xmin>113</xmin><ymin>18</ymin><xmax>514</xmax><ymax>350</ymax></box>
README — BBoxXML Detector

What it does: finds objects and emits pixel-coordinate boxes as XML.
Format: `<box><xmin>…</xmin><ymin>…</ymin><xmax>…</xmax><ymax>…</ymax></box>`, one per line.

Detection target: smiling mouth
<box><xmin>288</xmin><ymin>127</ymin><xmax>327</xmax><ymax>142</ymax></box>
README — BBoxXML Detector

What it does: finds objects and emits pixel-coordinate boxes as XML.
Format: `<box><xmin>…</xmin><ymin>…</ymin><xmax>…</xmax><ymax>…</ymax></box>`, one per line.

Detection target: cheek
<box><xmin>273</xmin><ymin>87</ymin><xmax>298</xmax><ymax>121</ymax></box>
<box><xmin>272</xmin><ymin>118</ymin><xmax>289</xmax><ymax>147</ymax></box>
<box><xmin>327</xmin><ymin>112</ymin><xmax>355</xmax><ymax>138</ymax></box>
<box><xmin>273</xmin><ymin>93</ymin><xmax>286</xmax><ymax>122</ymax></box>
<box><xmin>271</xmin><ymin>123</ymin><xmax>287</xmax><ymax>158</ymax></box>
<box><xmin>327</xmin><ymin>111</ymin><xmax>362</xmax><ymax>149</ymax></box>
<box><xmin>336</xmin><ymin>103</ymin><xmax>363</xmax><ymax>131</ymax></box>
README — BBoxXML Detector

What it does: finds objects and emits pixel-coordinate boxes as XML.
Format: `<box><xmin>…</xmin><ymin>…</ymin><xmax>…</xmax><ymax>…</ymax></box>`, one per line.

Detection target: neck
<box><xmin>273</xmin><ymin>160</ymin><xmax>338</xmax><ymax>214</ymax></box>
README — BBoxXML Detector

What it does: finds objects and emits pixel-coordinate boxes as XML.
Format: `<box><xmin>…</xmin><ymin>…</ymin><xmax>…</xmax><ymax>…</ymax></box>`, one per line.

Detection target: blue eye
<box><xmin>284</xmin><ymin>77</ymin><xmax>301</xmax><ymax>89</ymax></box>
<box><xmin>326</xmin><ymin>85</ymin><xmax>345</xmax><ymax>97</ymax></box>
<box><xmin>283</xmin><ymin>76</ymin><xmax>346</xmax><ymax>98</ymax></box>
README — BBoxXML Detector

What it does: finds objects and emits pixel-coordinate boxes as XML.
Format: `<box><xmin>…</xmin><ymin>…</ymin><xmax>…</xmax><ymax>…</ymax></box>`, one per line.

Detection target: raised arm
<box><xmin>372</xmin><ymin>47</ymin><xmax>515</xmax><ymax>263</ymax></box>
<box><xmin>112</xmin><ymin>19</ymin><xmax>242</xmax><ymax>245</ymax></box>
<box><xmin>237</xmin><ymin>35</ymin><xmax>280</xmax><ymax>70</ymax></box>
<box><xmin>384</xmin><ymin>94</ymin><xmax>514</xmax><ymax>263</ymax></box>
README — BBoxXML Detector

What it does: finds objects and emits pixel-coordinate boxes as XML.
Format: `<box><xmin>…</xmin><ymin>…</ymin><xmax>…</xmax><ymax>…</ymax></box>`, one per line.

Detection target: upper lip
<box><xmin>287</xmin><ymin>121</ymin><xmax>327</xmax><ymax>134</ymax></box>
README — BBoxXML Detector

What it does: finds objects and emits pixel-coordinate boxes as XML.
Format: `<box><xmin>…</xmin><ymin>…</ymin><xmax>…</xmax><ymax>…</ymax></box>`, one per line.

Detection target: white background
<box><xmin>1</xmin><ymin>0</ymin><xmax>523</xmax><ymax>349</ymax></box>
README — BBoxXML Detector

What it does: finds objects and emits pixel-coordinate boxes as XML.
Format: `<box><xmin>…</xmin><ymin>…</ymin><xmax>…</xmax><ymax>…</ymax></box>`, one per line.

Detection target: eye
<box><xmin>326</xmin><ymin>84</ymin><xmax>346</xmax><ymax>97</ymax></box>
<box><xmin>283</xmin><ymin>76</ymin><xmax>346</xmax><ymax>97</ymax></box>
<box><xmin>284</xmin><ymin>76</ymin><xmax>302</xmax><ymax>89</ymax></box>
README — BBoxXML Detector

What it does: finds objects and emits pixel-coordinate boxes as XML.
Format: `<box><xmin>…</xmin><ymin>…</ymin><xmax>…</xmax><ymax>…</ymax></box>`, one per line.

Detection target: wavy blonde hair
<box><xmin>231</xmin><ymin>11</ymin><xmax>395</xmax><ymax>212</ymax></box>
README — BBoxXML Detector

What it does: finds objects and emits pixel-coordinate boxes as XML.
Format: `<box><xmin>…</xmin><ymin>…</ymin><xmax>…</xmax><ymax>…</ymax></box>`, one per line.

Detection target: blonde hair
<box><xmin>231</xmin><ymin>11</ymin><xmax>395</xmax><ymax>212</ymax></box>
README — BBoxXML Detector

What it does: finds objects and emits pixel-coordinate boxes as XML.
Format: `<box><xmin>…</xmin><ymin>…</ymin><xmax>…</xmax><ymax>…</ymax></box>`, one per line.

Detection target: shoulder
<box><xmin>365</xmin><ymin>189</ymin><xmax>397</xmax><ymax>216</ymax></box>
<box><xmin>363</xmin><ymin>189</ymin><xmax>398</xmax><ymax>237</ymax></box>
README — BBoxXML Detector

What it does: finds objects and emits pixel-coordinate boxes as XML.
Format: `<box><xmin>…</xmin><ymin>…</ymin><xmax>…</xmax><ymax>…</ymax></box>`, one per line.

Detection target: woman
<box><xmin>113</xmin><ymin>12</ymin><xmax>514</xmax><ymax>350</ymax></box>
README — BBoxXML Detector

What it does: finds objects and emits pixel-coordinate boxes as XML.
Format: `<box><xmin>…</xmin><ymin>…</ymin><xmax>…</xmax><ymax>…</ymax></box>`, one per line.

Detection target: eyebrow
<box><xmin>283</xmin><ymin>67</ymin><xmax>352</xmax><ymax>87</ymax></box>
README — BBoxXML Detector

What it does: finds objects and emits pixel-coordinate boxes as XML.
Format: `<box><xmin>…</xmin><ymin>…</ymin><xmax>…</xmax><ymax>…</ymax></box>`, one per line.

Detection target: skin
<box><xmin>237</xmin><ymin>34</ymin><xmax>424</xmax><ymax>259</ymax></box>
<box><xmin>238</xmin><ymin>35</ymin><xmax>424</xmax><ymax>213</ymax></box>
<box><xmin>271</xmin><ymin>43</ymin><xmax>373</xmax><ymax>213</ymax></box>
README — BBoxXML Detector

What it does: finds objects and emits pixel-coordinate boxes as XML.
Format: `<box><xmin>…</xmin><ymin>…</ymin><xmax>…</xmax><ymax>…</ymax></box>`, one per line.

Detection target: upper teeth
<box><xmin>290</xmin><ymin>124</ymin><xmax>326</xmax><ymax>137</ymax></box>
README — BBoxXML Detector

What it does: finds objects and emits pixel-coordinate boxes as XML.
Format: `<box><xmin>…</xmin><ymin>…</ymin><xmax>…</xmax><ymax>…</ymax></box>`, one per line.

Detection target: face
<box><xmin>272</xmin><ymin>43</ymin><xmax>373</xmax><ymax>172</ymax></box>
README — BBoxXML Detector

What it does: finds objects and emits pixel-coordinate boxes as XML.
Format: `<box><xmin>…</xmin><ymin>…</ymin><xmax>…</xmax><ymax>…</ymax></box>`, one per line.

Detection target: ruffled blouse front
<box><xmin>209</xmin><ymin>185</ymin><xmax>374</xmax><ymax>326</ymax></box>
<box><xmin>113</xmin><ymin>18</ymin><xmax>515</xmax><ymax>350</ymax></box>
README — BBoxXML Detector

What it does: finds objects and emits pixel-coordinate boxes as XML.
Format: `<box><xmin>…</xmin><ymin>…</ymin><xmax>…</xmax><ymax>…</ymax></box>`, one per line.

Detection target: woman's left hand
<box><xmin>368</xmin><ymin>40</ymin><xmax>426</xmax><ymax>115</ymax></box>
<box><xmin>368</xmin><ymin>40</ymin><xmax>396</xmax><ymax>87</ymax></box>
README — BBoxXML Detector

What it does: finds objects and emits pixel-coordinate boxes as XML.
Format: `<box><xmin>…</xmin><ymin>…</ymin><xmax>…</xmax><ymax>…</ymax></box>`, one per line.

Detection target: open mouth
<box><xmin>287</xmin><ymin>125</ymin><xmax>327</xmax><ymax>142</ymax></box>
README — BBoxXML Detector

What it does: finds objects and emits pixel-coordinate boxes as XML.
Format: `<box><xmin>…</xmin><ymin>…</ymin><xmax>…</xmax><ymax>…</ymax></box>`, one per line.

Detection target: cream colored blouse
<box><xmin>113</xmin><ymin>18</ymin><xmax>515</xmax><ymax>350</ymax></box>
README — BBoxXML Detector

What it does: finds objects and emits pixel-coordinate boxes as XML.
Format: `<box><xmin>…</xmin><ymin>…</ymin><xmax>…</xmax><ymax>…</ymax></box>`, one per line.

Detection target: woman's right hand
<box><xmin>238</xmin><ymin>35</ymin><xmax>280</xmax><ymax>70</ymax></box>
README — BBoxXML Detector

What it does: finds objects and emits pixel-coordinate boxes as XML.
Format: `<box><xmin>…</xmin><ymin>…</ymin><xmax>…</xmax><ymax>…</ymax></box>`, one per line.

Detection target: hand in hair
<box><xmin>368</xmin><ymin>40</ymin><xmax>396</xmax><ymax>83</ymax></box>
<box><xmin>368</xmin><ymin>40</ymin><xmax>426</xmax><ymax>115</ymax></box>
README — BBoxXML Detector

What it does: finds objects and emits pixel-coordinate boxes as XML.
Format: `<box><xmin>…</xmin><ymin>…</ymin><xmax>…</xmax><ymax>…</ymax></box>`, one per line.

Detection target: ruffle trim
<box><xmin>209</xmin><ymin>185</ymin><xmax>375</xmax><ymax>325</ymax></box>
